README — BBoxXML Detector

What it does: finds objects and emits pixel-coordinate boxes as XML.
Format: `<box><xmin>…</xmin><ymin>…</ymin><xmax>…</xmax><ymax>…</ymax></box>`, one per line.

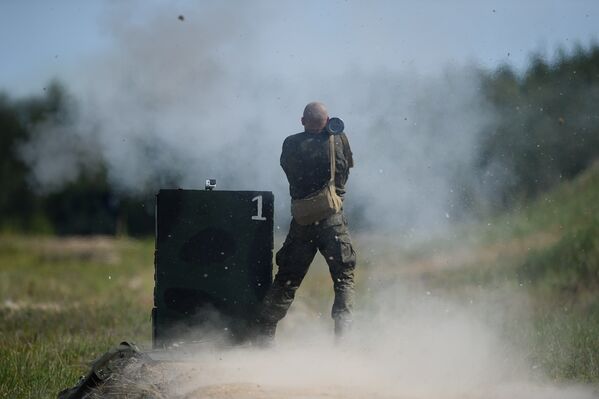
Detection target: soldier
<box><xmin>256</xmin><ymin>101</ymin><xmax>356</xmax><ymax>344</ymax></box>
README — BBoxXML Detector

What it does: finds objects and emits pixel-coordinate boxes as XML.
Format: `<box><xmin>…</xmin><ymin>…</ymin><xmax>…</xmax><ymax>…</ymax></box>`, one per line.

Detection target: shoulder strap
<box><xmin>339</xmin><ymin>132</ymin><xmax>354</xmax><ymax>168</ymax></box>
<box><xmin>329</xmin><ymin>134</ymin><xmax>336</xmax><ymax>183</ymax></box>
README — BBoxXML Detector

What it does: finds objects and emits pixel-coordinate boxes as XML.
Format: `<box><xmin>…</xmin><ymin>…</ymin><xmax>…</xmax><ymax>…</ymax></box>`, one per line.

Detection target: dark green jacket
<box><xmin>280</xmin><ymin>130</ymin><xmax>353</xmax><ymax>200</ymax></box>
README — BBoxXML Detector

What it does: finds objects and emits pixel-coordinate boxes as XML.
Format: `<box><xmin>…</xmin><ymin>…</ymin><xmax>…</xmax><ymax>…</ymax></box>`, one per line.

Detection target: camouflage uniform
<box><xmin>258</xmin><ymin>130</ymin><xmax>356</xmax><ymax>337</ymax></box>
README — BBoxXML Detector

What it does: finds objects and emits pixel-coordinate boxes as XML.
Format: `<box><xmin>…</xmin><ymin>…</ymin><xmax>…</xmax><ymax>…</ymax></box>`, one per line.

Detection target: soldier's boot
<box><xmin>334</xmin><ymin>318</ymin><xmax>352</xmax><ymax>343</ymax></box>
<box><xmin>253</xmin><ymin>320</ymin><xmax>277</xmax><ymax>348</ymax></box>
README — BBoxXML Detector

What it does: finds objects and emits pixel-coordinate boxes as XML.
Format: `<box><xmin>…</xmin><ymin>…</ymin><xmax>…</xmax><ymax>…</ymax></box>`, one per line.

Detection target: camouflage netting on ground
<box><xmin>86</xmin><ymin>357</ymin><xmax>169</xmax><ymax>399</ymax></box>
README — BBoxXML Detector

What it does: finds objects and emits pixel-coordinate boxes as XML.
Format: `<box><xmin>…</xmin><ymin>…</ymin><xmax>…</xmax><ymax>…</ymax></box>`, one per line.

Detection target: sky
<box><xmin>1</xmin><ymin>0</ymin><xmax>598</xmax><ymax>96</ymax></box>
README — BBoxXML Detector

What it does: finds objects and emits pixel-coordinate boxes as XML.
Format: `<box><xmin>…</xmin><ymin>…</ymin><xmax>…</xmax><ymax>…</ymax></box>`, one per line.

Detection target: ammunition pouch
<box><xmin>291</xmin><ymin>182</ymin><xmax>342</xmax><ymax>225</ymax></box>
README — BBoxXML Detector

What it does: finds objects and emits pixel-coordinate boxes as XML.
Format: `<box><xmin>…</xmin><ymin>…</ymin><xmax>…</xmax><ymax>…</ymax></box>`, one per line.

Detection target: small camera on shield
<box><xmin>205</xmin><ymin>179</ymin><xmax>216</xmax><ymax>191</ymax></box>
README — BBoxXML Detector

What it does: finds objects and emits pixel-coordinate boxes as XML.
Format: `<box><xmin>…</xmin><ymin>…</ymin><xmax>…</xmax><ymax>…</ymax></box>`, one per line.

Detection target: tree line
<box><xmin>1</xmin><ymin>45</ymin><xmax>599</xmax><ymax>235</ymax></box>
<box><xmin>472</xmin><ymin>45</ymin><xmax>599</xmax><ymax>211</ymax></box>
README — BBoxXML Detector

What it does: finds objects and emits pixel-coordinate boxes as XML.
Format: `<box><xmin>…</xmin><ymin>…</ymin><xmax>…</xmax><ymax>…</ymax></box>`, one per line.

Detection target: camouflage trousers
<box><xmin>259</xmin><ymin>213</ymin><xmax>356</xmax><ymax>325</ymax></box>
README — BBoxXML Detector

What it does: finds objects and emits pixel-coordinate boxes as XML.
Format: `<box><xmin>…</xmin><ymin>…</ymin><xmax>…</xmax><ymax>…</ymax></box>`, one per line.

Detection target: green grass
<box><xmin>0</xmin><ymin>236</ymin><xmax>154</xmax><ymax>398</ymax></box>
<box><xmin>417</xmin><ymin>163</ymin><xmax>599</xmax><ymax>384</ymax></box>
<box><xmin>520</xmin><ymin>223</ymin><xmax>599</xmax><ymax>296</ymax></box>
<box><xmin>1</xmin><ymin>163</ymin><xmax>598</xmax><ymax>397</ymax></box>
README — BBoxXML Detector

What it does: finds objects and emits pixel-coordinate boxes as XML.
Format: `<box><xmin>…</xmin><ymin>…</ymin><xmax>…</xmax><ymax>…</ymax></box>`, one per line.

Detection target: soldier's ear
<box><xmin>301</xmin><ymin>117</ymin><xmax>305</xmax><ymax>126</ymax></box>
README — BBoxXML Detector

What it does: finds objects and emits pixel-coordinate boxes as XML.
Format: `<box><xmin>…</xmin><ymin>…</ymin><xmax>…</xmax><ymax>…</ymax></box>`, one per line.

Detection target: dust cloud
<box><xmin>133</xmin><ymin>283</ymin><xmax>595</xmax><ymax>399</ymax></box>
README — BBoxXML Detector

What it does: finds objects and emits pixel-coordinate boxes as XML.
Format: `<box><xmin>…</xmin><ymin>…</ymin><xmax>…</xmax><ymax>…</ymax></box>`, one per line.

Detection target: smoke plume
<box><xmin>20</xmin><ymin>1</ymin><xmax>495</xmax><ymax>232</ymax></box>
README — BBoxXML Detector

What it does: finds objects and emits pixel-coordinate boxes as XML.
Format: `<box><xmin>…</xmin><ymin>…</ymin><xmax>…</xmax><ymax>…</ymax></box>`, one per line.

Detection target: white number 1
<box><xmin>251</xmin><ymin>195</ymin><xmax>267</xmax><ymax>221</ymax></box>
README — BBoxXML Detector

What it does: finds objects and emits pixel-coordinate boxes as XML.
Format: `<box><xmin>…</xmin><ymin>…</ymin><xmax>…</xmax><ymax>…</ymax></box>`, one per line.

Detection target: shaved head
<box><xmin>302</xmin><ymin>102</ymin><xmax>329</xmax><ymax>132</ymax></box>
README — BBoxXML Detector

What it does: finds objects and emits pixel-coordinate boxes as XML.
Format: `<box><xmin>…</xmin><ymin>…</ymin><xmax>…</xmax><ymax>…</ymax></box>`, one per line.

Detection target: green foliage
<box><xmin>519</xmin><ymin>223</ymin><xmax>599</xmax><ymax>294</ymax></box>
<box><xmin>0</xmin><ymin>92</ymin><xmax>45</xmax><ymax>231</ymax></box>
<box><xmin>474</xmin><ymin>45</ymin><xmax>599</xmax><ymax>211</ymax></box>
<box><xmin>0</xmin><ymin>85</ymin><xmax>155</xmax><ymax>236</ymax></box>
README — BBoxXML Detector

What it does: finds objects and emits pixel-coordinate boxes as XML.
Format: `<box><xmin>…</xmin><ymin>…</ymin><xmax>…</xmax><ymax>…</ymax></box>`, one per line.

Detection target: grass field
<box><xmin>1</xmin><ymin>164</ymin><xmax>598</xmax><ymax>398</ymax></box>
<box><xmin>0</xmin><ymin>237</ymin><xmax>155</xmax><ymax>398</ymax></box>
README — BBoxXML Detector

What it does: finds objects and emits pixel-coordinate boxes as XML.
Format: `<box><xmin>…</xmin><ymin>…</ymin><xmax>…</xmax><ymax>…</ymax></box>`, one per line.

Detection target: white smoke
<box><xmin>19</xmin><ymin>1</ymin><xmax>495</xmax><ymax>232</ymax></box>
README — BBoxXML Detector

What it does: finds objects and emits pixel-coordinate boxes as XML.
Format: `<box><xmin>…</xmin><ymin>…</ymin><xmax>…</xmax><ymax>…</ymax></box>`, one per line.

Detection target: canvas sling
<box><xmin>291</xmin><ymin>134</ymin><xmax>343</xmax><ymax>225</ymax></box>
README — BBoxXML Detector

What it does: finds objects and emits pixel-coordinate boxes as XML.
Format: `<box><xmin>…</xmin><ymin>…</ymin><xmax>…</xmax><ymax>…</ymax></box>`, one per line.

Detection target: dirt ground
<box><xmin>112</xmin><ymin>354</ymin><xmax>596</xmax><ymax>399</ymax></box>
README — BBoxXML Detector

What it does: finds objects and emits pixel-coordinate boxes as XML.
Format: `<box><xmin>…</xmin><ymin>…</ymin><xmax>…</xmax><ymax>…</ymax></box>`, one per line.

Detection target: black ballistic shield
<box><xmin>153</xmin><ymin>189</ymin><xmax>274</xmax><ymax>347</ymax></box>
